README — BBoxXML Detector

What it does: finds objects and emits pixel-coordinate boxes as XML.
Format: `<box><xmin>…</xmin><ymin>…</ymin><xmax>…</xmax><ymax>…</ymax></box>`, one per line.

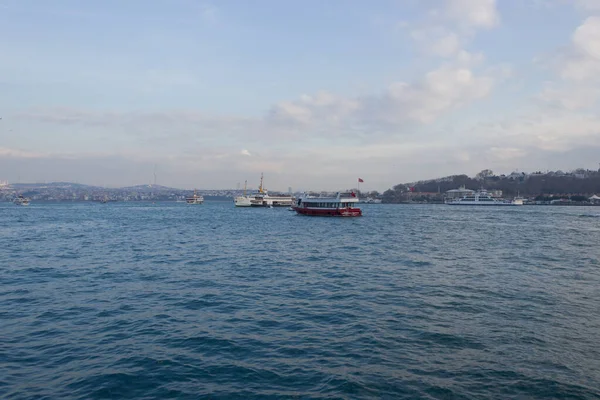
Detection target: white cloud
<box><xmin>240</xmin><ymin>149</ymin><xmax>251</xmax><ymax>156</ymax></box>
<box><xmin>538</xmin><ymin>83</ymin><xmax>599</xmax><ymax>109</ymax></box>
<box><xmin>559</xmin><ymin>16</ymin><xmax>600</xmax><ymax>81</ymax></box>
<box><xmin>573</xmin><ymin>16</ymin><xmax>600</xmax><ymax>59</ymax></box>
<box><xmin>15</xmin><ymin>59</ymin><xmax>500</xmax><ymax>147</ymax></box>
<box><xmin>365</xmin><ymin>66</ymin><xmax>495</xmax><ymax>124</ymax></box>
<box><xmin>444</xmin><ymin>0</ymin><xmax>500</xmax><ymax>29</ymax></box>
<box><xmin>17</xmin><ymin>64</ymin><xmax>495</xmax><ymax>144</ymax></box>
<box><xmin>267</xmin><ymin>91</ymin><xmax>360</xmax><ymax>127</ymax></box>
<box><xmin>406</xmin><ymin>0</ymin><xmax>500</xmax><ymax>86</ymax></box>
<box><xmin>487</xmin><ymin>147</ymin><xmax>528</xmax><ymax>160</ymax></box>
<box><xmin>468</xmin><ymin>111</ymin><xmax>600</xmax><ymax>153</ymax></box>
<box><xmin>574</xmin><ymin>0</ymin><xmax>600</xmax><ymax>11</ymax></box>
<box><xmin>0</xmin><ymin>147</ymin><xmax>47</xmax><ymax>159</ymax></box>
<box><xmin>538</xmin><ymin>15</ymin><xmax>600</xmax><ymax>114</ymax></box>
<box><xmin>411</xmin><ymin>28</ymin><xmax>462</xmax><ymax>57</ymax></box>
<box><xmin>455</xmin><ymin>50</ymin><xmax>486</xmax><ymax>67</ymax></box>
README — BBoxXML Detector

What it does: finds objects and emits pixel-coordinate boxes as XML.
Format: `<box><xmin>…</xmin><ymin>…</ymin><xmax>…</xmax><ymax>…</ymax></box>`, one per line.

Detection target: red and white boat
<box><xmin>292</xmin><ymin>192</ymin><xmax>362</xmax><ymax>217</ymax></box>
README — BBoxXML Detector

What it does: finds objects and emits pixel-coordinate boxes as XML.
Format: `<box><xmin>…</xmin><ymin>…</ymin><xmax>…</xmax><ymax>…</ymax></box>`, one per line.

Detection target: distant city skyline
<box><xmin>2</xmin><ymin>0</ymin><xmax>600</xmax><ymax>190</ymax></box>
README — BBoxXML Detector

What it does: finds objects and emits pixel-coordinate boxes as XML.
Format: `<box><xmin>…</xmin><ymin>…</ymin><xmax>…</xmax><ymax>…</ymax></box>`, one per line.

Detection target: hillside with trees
<box><xmin>382</xmin><ymin>168</ymin><xmax>600</xmax><ymax>204</ymax></box>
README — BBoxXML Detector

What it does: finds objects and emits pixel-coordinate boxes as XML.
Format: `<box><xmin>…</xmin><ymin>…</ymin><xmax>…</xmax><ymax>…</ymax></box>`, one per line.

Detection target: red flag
<box><xmin>358</xmin><ymin>178</ymin><xmax>364</xmax><ymax>183</ymax></box>
<box><xmin>351</xmin><ymin>192</ymin><xmax>356</xmax><ymax>197</ymax></box>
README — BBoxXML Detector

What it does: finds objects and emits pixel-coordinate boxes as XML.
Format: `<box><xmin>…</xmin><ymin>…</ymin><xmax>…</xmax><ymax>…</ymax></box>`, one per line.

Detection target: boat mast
<box><xmin>259</xmin><ymin>173</ymin><xmax>264</xmax><ymax>194</ymax></box>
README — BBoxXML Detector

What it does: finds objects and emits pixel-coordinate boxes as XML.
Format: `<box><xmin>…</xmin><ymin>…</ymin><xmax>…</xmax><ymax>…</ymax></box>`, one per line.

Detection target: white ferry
<box><xmin>292</xmin><ymin>192</ymin><xmax>362</xmax><ymax>217</ymax></box>
<box><xmin>446</xmin><ymin>190</ymin><xmax>523</xmax><ymax>206</ymax></box>
<box><xmin>234</xmin><ymin>180</ymin><xmax>252</xmax><ymax>207</ymax></box>
<box><xmin>13</xmin><ymin>195</ymin><xmax>30</xmax><ymax>206</ymax></box>
<box><xmin>247</xmin><ymin>173</ymin><xmax>294</xmax><ymax>207</ymax></box>
<box><xmin>186</xmin><ymin>190</ymin><xmax>204</xmax><ymax>204</ymax></box>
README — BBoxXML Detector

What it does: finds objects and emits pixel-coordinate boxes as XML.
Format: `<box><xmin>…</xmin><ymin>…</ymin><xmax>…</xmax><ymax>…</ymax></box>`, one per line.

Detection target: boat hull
<box><xmin>292</xmin><ymin>207</ymin><xmax>362</xmax><ymax>217</ymax></box>
<box><xmin>251</xmin><ymin>203</ymin><xmax>292</xmax><ymax>207</ymax></box>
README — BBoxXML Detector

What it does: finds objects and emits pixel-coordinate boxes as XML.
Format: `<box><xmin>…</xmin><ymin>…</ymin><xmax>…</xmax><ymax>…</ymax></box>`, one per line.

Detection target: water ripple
<box><xmin>1</xmin><ymin>202</ymin><xmax>599</xmax><ymax>399</ymax></box>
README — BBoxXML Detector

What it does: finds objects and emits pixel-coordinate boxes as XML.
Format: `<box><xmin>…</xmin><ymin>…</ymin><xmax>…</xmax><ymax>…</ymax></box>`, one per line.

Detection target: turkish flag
<box><xmin>358</xmin><ymin>178</ymin><xmax>364</xmax><ymax>183</ymax></box>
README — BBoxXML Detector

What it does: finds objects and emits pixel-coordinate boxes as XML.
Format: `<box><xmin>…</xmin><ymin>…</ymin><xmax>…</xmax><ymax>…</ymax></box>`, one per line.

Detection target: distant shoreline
<box><xmin>4</xmin><ymin>199</ymin><xmax>600</xmax><ymax>207</ymax></box>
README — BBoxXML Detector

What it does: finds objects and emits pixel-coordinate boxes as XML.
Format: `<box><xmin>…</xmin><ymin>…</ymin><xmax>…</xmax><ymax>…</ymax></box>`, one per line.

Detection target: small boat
<box><xmin>292</xmin><ymin>192</ymin><xmax>362</xmax><ymax>217</ymax></box>
<box><xmin>186</xmin><ymin>190</ymin><xmax>204</xmax><ymax>204</ymax></box>
<box><xmin>234</xmin><ymin>180</ymin><xmax>252</xmax><ymax>207</ymax></box>
<box><xmin>511</xmin><ymin>197</ymin><xmax>525</xmax><ymax>206</ymax></box>
<box><xmin>13</xmin><ymin>195</ymin><xmax>30</xmax><ymax>206</ymax></box>
<box><xmin>511</xmin><ymin>191</ymin><xmax>525</xmax><ymax>205</ymax></box>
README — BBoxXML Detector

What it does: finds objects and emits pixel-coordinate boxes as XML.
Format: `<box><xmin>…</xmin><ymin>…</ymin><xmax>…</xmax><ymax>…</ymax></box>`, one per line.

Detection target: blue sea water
<box><xmin>1</xmin><ymin>201</ymin><xmax>599</xmax><ymax>399</ymax></box>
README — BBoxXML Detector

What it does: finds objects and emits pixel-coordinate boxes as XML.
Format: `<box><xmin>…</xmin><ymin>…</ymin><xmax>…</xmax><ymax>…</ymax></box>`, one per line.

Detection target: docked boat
<box><xmin>512</xmin><ymin>196</ymin><xmax>525</xmax><ymax>205</ymax></box>
<box><xmin>186</xmin><ymin>190</ymin><xmax>204</xmax><ymax>204</ymax></box>
<box><xmin>361</xmin><ymin>197</ymin><xmax>382</xmax><ymax>204</ymax></box>
<box><xmin>235</xmin><ymin>196</ymin><xmax>252</xmax><ymax>207</ymax></box>
<box><xmin>234</xmin><ymin>180</ymin><xmax>252</xmax><ymax>207</ymax></box>
<box><xmin>446</xmin><ymin>190</ymin><xmax>523</xmax><ymax>206</ymax></box>
<box><xmin>292</xmin><ymin>192</ymin><xmax>362</xmax><ymax>217</ymax></box>
<box><xmin>13</xmin><ymin>195</ymin><xmax>30</xmax><ymax>206</ymax></box>
<box><xmin>249</xmin><ymin>173</ymin><xmax>294</xmax><ymax>207</ymax></box>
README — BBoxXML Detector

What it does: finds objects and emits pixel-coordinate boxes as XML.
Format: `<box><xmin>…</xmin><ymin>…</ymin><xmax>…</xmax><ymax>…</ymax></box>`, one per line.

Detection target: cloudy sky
<box><xmin>1</xmin><ymin>0</ymin><xmax>600</xmax><ymax>191</ymax></box>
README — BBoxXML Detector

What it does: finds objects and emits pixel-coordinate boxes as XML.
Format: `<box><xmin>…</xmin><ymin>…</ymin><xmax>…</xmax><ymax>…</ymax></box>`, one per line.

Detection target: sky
<box><xmin>2</xmin><ymin>0</ymin><xmax>600</xmax><ymax>191</ymax></box>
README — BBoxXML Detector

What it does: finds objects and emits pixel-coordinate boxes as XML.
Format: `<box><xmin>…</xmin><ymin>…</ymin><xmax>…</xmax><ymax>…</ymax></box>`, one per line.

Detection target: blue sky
<box><xmin>1</xmin><ymin>0</ymin><xmax>600</xmax><ymax>190</ymax></box>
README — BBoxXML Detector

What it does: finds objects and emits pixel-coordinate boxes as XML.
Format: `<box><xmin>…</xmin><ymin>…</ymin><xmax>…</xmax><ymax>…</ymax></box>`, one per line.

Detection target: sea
<box><xmin>1</xmin><ymin>201</ymin><xmax>599</xmax><ymax>399</ymax></box>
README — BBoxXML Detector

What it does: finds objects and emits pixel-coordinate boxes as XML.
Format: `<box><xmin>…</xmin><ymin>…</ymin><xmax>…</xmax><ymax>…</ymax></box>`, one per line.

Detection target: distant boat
<box><xmin>512</xmin><ymin>191</ymin><xmax>525</xmax><ymax>205</ymax></box>
<box><xmin>186</xmin><ymin>190</ymin><xmax>204</xmax><ymax>204</ymax></box>
<box><xmin>248</xmin><ymin>173</ymin><xmax>294</xmax><ymax>207</ymax></box>
<box><xmin>234</xmin><ymin>180</ymin><xmax>252</xmax><ymax>207</ymax></box>
<box><xmin>512</xmin><ymin>197</ymin><xmax>525</xmax><ymax>206</ymax></box>
<box><xmin>446</xmin><ymin>190</ymin><xmax>523</xmax><ymax>206</ymax></box>
<box><xmin>13</xmin><ymin>195</ymin><xmax>30</xmax><ymax>206</ymax></box>
<box><xmin>292</xmin><ymin>192</ymin><xmax>362</xmax><ymax>217</ymax></box>
<box><xmin>361</xmin><ymin>197</ymin><xmax>382</xmax><ymax>204</ymax></box>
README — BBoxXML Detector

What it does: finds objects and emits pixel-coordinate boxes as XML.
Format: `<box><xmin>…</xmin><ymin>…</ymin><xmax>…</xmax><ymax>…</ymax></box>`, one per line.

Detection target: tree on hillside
<box><xmin>475</xmin><ymin>169</ymin><xmax>494</xmax><ymax>181</ymax></box>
